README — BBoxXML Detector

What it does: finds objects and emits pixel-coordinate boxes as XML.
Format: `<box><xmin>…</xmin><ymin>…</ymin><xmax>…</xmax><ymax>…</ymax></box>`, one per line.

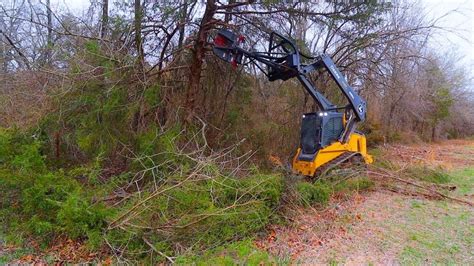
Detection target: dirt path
<box><xmin>259</xmin><ymin>140</ymin><xmax>474</xmax><ymax>265</ymax></box>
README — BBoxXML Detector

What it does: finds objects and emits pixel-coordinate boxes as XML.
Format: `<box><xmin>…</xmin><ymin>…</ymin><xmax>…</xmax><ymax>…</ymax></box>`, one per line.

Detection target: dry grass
<box><xmin>255</xmin><ymin>192</ymin><xmax>373</xmax><ymax>262</ymax></box>
<box><xmin>378</xmin><ymin>139</ymin><xmax>474</xmax><ymax>170</ymax></box>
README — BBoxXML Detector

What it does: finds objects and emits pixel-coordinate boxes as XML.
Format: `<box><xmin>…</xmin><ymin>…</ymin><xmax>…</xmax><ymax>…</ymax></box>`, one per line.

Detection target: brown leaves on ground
<box><xmin>255</xmin><ymin>192</ymin><xmax>370</xmax><ymax>261</ymax></box>
<box><xmin>269</xmin><ymin>154</ymin><xmax>284</xmax><ymax>168</ymax></box>
<box><xmin>12</xmin><ymin>237</ymin><xmax>111</xmax><ymax>265</ymax></box>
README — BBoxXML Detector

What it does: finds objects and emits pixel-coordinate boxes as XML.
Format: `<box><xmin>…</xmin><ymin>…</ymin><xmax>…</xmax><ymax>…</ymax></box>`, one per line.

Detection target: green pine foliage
<box><xmin>105</xmin><ymin>172</ymin><xmax>283</xmax><ymax>262</ymax></box>
<box><xmin>334</xmin><ymin>176</ymin><xmax>375</xmax><ymax>193</ymax></box>
<box><xmin>175</xmin><ymin>239</ymin><xmax>282</xmax><ymax>265</ymax></box>
<box><xmin>0</xmin><ymin>125</ymin><xmax>285</xmax><ymax>263</ymax></box>
<box><xmin>294</xmin><ymin>176</ymin><xmax>375</xmax><ymax>207</ymax></box>
<box><xmin>0</xmin><ymin>129</ymin><xmax>110</xmax><ymax>248</ymax></box>
<box><xmin>295</xmin><ymin>181</ymin><xmax>331</xmax><ymax>206</ymax></box>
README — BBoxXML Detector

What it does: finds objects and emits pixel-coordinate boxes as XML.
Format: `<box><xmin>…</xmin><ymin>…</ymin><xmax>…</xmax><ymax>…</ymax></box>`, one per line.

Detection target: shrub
<box><xmin>0</xmin><ymin>129</ymin><xmax>13</xmax><ymax>162</ymax></box>
<box><xmin>56</xmin><ymin>191</ymin><xmax>110</xmax><ymax>239</ymax></box>
<box><xmin>9</xmin><ymin>171</ymin><xmax>109</xmax><ymax>246</ymax></box>
<box><xmin>105</xmin><ymin>173</ymin><xmax>284</xmax><ymax>261</ymax></box>
<box><xmin>334</xmin><ymin>176</ymin><xmax>375</xmax><ymax>193</ymax></box>
<box><xmin>1</xmin><ymin>125</ymin><xmax>285</xmax><ymax>262</ymax></box>
<box><xmin>175</xmin><ymin>239</ymin><xmax>279</xmax><ymax>265</ymax></box>
<box><xmin>295</xmin><ymin>181</ymin><xmax>331</xmax><ymax>206</ymax></box>
<box><xmin>0</xmin><ymin>129</ymin><xmax>110</xmax><ymax>248</ymax></box>
<box><xmin>22</xmin><ymin>173</ymin><xmax>78</xmax><ymax>216</ymax></box>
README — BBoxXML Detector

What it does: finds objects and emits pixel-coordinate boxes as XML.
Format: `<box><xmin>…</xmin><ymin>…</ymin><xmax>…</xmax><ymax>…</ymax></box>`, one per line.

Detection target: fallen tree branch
<box><xmin>142</xmin><ymin>237</ymin><xmax>175</xmax><ymax>264</ymax></box>
<box><xmin>107</xmin><ymin>166</ymin><xmax>202</xmax><ymax>229</ymax></box>
<box><xmin>368</xmin><ymin>169</ymin><xmax>473</xmax><ymax>207</ymax></box>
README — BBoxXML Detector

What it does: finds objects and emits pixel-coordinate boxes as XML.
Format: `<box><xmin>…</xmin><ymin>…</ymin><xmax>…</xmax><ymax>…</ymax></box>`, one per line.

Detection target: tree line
<box><xmin>1</xmin><ymin>0</ymin><xmax>473</xmax><ymax>159</ymax></box>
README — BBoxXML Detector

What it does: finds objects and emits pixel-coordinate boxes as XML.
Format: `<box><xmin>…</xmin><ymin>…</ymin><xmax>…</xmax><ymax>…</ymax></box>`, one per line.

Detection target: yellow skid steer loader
<box><xmin>213</xmin><ymin>29</ymin><xmax>373</xmax><ymax>177</ymax></box>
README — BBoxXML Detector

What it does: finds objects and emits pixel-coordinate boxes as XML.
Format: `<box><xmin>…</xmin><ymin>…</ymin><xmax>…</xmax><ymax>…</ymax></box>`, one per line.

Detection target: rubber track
<box><xmin>285</xmin><ymin>152</ymin><xmax>361</xmax><ymax>179</ymax></box>
<box><xmin>313</xmin><ymin>152</ymin><xmax>359</xmax><ymax>177</ymax></box>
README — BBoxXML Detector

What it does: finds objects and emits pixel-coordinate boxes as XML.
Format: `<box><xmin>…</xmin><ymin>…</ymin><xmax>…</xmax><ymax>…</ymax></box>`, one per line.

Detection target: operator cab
<box><xmin>298</xmin><ymin>112</ymin><xmax>344</xmax><ymax>162</ymax></box>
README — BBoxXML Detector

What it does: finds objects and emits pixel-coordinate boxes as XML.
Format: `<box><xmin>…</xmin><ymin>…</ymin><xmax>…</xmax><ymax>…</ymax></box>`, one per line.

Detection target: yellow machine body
<box><xmin>292</xmin><ymin>132</ymin><xmax>373</xmax><ymax>176</ymax></box>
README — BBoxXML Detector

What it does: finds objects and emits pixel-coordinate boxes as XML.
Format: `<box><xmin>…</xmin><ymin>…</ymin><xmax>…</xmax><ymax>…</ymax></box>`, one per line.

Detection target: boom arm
<box><xmin>212</xmin><ymin>29</ymin><xmax>367</xmax><ymax>140</ymax></box>
<box><xmin>301</xmin><ymin>55</ymin><xmax>366</xmax><ymax>121</ymax></box>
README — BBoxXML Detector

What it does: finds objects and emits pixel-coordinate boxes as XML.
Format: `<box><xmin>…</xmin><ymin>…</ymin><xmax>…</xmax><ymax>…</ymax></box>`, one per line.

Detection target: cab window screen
<box><xmin>300</xmin><ymin>114</ymin><xmax>321</xmax><ymax>154</ymax></box>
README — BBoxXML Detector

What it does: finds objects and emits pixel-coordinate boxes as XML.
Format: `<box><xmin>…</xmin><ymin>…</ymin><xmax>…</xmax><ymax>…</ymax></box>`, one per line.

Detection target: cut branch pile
<box><xmin>102</xmin><ymin>125</ymin><xmax>283</xmax><ymax>263</ymax></box>
<box><xmin>367</xmin><ymin>164</ymin><xmax>473</xmax><ymax>207</ymax></box>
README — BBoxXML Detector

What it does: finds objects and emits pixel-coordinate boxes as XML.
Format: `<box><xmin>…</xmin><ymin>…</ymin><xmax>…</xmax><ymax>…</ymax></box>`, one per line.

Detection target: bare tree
<box><xmin>184</xmin><ymin>0</ymin><xmax>218</xmax><ymax>122</ymax></box>
<box><xmin>134</xmin><ymin>0</ymin><xmax>144</xmax><ymax>73</ymax></box>
<box><xmin>45</xmin><ymin>0</ymin><xmax>52</xmax><ymax>65</ymax></box>
<box><xmin>100</xmin><ymin>0</ymin><xmax>108</xmax><ymax>39</ymax></box>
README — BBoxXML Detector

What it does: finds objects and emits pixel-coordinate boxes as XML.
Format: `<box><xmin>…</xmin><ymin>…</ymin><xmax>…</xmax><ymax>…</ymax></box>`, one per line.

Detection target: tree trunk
<box><xmin>46</xmin><ymin>0</ymin><xmax>52</xmax><ymax>65</ymax></box>
<box><xmin>184</xmin><ymin>0</ymin><xmax>217</xmax><ymax>122</ymax></box>
<box><xmin>0</xmin><ymin>16</ymin><xmax>6</xmax><ymax>72</ymax></box>
<box><xmin>0</xmin><ymin>42</ymin><xmax>6</xmax><ymax>72</ymax></box>
<box><xmin>101</xmin><ymin>0</ymin><xmax>109</xmax><ymax>38</ymax></box>
<box><xmin>177</xmin><ymin>0</ymin><xmax>188</xmax><ymax>48</ymax></box>
<box><xmin>134</xmin><ymin>0</ymin><xmax>144</xmax><ymax>72</ymax></box>
<box><xmin>224</xmin><ymin>0</ymin><xmax>235</xmax><ymax>23</ymax></box>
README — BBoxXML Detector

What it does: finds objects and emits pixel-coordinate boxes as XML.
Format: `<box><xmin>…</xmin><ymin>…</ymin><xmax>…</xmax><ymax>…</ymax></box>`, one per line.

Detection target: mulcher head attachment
<box><xmin>213</xmin><ymin>29</ymin><xmax>244</xmax><ymax>66</ymax></box>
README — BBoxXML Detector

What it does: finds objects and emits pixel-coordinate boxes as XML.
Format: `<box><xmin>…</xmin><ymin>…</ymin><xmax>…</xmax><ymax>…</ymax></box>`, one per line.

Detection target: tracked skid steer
<box><xmin>212</xmin><ymin>29</ymin><xmax>373</xmax><ymax>177</ymax></box>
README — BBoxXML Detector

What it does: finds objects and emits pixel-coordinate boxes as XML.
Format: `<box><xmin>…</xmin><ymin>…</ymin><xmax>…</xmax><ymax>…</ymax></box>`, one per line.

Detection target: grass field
<box><xmin>397</xmin><ymin>166</ymin><xmax>473</xmax><ymax>264</ymax></box>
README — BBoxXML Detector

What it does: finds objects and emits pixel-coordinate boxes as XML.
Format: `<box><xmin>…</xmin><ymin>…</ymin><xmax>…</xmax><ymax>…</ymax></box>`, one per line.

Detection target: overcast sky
<box><xmin>421</xmin><ymin>0</ymin><xmax>473</xmax><ymax>79</ymax></box>
<box><xmin>52</xmin><ymin>0</ymin><xmax>473</xmax><ymax>85</ymax></box>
